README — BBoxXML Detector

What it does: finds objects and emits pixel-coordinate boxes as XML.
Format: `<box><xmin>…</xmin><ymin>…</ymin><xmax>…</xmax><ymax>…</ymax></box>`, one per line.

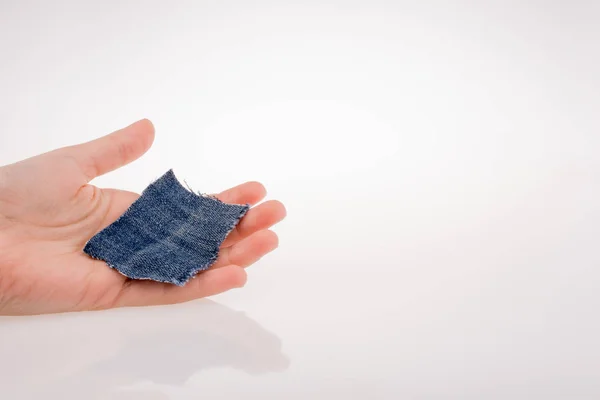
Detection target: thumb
<box><xmin>67</xmin><ymin>119</ymin><xmax>155</xmax><ymax>181</ymax></box>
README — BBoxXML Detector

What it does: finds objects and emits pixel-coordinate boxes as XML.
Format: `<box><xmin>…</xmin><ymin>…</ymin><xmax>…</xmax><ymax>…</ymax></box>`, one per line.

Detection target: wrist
<box><xmin>0</xmin><ymin>166</ymin><xmax>12</xmax><ymax>231</ymax></box>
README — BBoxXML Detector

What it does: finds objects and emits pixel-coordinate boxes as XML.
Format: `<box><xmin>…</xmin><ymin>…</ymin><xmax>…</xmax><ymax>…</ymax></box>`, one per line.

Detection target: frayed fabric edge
<box><xmin>170</xmin><ymin>204</ymin><xmax>249</xmax><ymax>286</ymax></box>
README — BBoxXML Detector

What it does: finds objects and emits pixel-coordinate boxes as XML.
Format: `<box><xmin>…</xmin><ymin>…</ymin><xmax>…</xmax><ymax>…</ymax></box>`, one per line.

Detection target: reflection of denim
<box><xmin>84</xmin><ymin>170</ymin><xmax>249</xmax><ymax>286</ymax></box>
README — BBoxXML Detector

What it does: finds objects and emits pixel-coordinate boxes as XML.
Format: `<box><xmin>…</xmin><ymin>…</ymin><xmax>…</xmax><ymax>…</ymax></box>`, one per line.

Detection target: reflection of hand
<box><xmin>0</xmin><ymin>300</ymin><xmax>288</xmax><ymax>398</ymax></box>
<box><xmin>0</xmin><ymin>120</ymin><xmax>286</xmax><ymax>315</ymax></box>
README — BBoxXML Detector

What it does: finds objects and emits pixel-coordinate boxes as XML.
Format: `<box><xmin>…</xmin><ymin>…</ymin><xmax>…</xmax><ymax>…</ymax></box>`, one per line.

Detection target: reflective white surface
<box><xmin>1</xmin><ymin>1</ymin><xmax>599</xmax><ymax>399</ymax></box>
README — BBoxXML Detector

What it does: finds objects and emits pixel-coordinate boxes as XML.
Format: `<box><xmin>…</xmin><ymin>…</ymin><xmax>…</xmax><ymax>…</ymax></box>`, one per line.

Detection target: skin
<box><xmin>0</xmin><ymin>119</ymin><xmax>286</xmax><ymax>315</ymax></box>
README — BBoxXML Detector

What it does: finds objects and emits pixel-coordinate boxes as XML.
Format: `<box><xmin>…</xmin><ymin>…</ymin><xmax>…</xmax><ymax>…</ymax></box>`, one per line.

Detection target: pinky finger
<box><xmin>112</xmin><ymin>265</ymin><xmax>247</xmax><ymax>308</ymax></box>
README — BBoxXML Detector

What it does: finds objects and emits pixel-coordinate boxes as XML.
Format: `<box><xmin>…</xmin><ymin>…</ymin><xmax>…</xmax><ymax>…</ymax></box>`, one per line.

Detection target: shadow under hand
<box><xmin>0</xmin><ymin>300</ymin><xmax>289</xmax><ymax>399</ymax></box>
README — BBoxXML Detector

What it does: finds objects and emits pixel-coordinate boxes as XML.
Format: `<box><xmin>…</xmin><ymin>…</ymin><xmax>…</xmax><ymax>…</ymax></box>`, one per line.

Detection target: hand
<box><xmin>0</xmin><ymin>120</ymin><xmax>286</xmax><ymax>315</ymax></box>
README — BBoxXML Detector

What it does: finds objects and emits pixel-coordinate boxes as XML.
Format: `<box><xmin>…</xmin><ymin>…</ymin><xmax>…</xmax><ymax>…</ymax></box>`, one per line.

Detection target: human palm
<box><xmin>0</xmin><ymin>120</ymin><xmax>285</xmax><ymax>315</ymax></box>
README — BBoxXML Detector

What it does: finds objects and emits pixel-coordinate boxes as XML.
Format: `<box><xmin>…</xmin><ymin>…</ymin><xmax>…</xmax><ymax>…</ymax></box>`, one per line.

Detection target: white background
<box><xmin>1</xmin><ymin>1</ymin><xmax>599</xmax><ymax>399</ymax></box>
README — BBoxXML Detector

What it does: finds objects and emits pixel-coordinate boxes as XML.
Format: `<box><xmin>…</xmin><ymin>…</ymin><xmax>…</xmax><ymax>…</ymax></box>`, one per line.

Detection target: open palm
<box><xmin>0</xmin><ymin>120</ymin><xmax>286</xmax><ymax>315</ymax></box>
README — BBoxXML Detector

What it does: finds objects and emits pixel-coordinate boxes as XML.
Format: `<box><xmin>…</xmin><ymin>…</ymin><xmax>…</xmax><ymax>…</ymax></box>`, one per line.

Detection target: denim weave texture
<box><xmin>84</xmin><ymin>169</ymin><xmax>249</xmax><ymax>286</ymax></box>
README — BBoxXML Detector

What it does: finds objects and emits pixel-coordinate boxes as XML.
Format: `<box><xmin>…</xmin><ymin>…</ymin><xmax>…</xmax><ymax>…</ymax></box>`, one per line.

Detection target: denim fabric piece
<box><xmin>84</xmin><ymin>170</ymin><xmax>249</xmax><ymax>286</ymax></box>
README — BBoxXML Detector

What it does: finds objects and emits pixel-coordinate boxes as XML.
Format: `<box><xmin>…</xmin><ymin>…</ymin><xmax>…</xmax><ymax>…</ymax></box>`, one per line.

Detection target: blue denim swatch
<box><xmin>84</xmin><ymin>170</ymin><xmax>249</xmax><ymax>286</ymax></box>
